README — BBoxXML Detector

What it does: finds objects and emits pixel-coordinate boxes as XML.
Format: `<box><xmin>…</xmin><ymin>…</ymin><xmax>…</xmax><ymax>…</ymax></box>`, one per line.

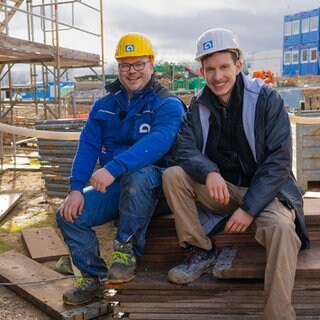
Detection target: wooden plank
<box><xmin>213</xmin><ymin>243</ymin><xmax>320</xmax><ymax>279</ymax></box>
<box><xmin>44</xmin><ymin>182</ymin><xmax>69</xmax><ymax>192</ymax></box>
<box><xmin>143</xmin><ymin>245</ymin><xmax>186</xmax><ymax>254</ymax></box>
<box><xmin>21</xmin><ymin>227</ymin><xmax>69</xmax><ymax>262</ymax></box>
<box><xmin>144</xmin><ymin>235</ymin><xmax>179</xmax><ymax>244</ymax></box>
<box><xmin>0</xmin><ymin>250</ymin><xmax>111</xmax><ymax>320</ymax></box>
<box><xmin>39</xmin><ymin>149</ymin><xmax>77</xmax><ymax>156</ymax></box>
<box><xmin>109</xmin><ymin>261</ymin><xmax>320</xmax><ymax>293</ymax></box>
<box><xmin>106</xmin><ymin>268</ymin><xmax>264</xmax><ymax>292</ymax></box>
<box><xmin>107</xmin><ymin>199</ymin><xmax>320</xmax><ymax>320</ymax></box>
<box><xmin>110</xmin><ymin>283</ymin><xmax>320</xmax><ymax>319</ymax></box>
<box><xmin>0</xmin><ymin>34</ymin><xmax>100</xmax><ymax>68</ymax></box>
<box><xmin>47</xmin><ymin>191</ymin><xmax>70</xmax><ymax>198</ymax></box>
<box><xmin>106</xmin><ymin>288</ymin><xmax>320</xmax><ymax>303</ymax></box>
<box><xmin>117</xmin><ymin>305</ymin><xmax>263</xmax><ymax>316</ymax></box>
<box><xmin>127</xmin><ymin>316</ymin><xmax>320</xmax><ymax>320</ymax></box>
<box><xmin>141</xmin><ymin>200</ymin><xmax>320</xmax><ymax>265</ymax></box>
<box><xmin>145</xmin><ymin>198</ymin><xmax>320</xmax><ymax>230</ymax></box>
<box><xmin>117</xmin><ymin>299</ymin><xmax>320</xmax><ymax>312</ymax></box>
<box><xmin>37</xmin><ymin>141</ymin><xmax>79</xmax><ymax>147</ymax></box>
<box><xmin>0</xmin><ymin>191</ymin><xmax>22</xmax><ymax>221</ymax></box>
<box><xmin>105</xmin><ymin>289</ymin><xmax>265</xmax><ymax>300</ymax></box>
<box><xmin>113</xmin><ymin>296</ymin><xmax>320</xmax><ymax>319</ymax></box>
<box><xmin>127</xmin><ymin>315</ymin><xmax>261</xmax><ymax>320</ymax></box>
<box><xmin>304</xmin><ymin>191</ymin><xmax>320</xmax><ymax>198</ymax></box>
<box><xmin>138</xmin><ymin>253</ymin><xmax>188</xmax><ymax>264</ymax></box>
<box><xmin>106</xmin><ymin>269</ymin><xmax>320</xmax><ymax>318</ymax></box>
<box><xmin>303</xmin><ymin>198</ymin><xmax>320</xmax><ymax>222</ymax></box>
<box><xmin>118</xmin><ymin>300</ymin><xmax>264</xmax><ymax>309</ymax></box>
<box><xmin>39</xmin><ymin>156</ymin><xmax>74</xmax><ymax>164</ymax></box>
<box><xmin>307</xmin><ymin>230</ymin><xmax>320</xmax><ymax>242</ymax></box>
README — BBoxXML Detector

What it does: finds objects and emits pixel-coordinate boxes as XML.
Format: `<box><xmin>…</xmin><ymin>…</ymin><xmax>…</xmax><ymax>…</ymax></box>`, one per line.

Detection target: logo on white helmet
<box><xmin>139</xmin><ymin>123</ymin><xmax>151</xmax><ymax>133</ymax></box>
<box><xmin>125</xmin><ymin>44</ymin><xmax>135</xmax><ymax>52</ymax></box>
<box><xmin>203</xmin><ymin>40</ymin><xmax>213</xmax><ymax>51</ymax></box>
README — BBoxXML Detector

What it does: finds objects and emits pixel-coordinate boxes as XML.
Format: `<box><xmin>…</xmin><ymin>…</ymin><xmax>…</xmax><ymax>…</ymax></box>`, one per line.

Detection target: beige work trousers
<box><xmin>163</xmin><ymin>166</ymin><xmax>301</xmax><ymax>320</ymax></box>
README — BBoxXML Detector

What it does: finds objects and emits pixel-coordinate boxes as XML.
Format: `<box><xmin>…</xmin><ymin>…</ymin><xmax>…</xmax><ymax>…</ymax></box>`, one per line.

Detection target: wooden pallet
<box><xmin>105</xmin><ymin>198</ymin><xmax>320</xmax><ymax>319</ymax></box>
<box><xmin>0</xmin><ymin>250</ymin><xmax>111</xmax><ymax>320</ymax></box>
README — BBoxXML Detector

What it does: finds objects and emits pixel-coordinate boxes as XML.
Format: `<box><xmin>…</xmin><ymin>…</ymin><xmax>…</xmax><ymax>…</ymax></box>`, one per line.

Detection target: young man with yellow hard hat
<box><xmin>56</xmin><ymin>32</ymin><xmax>185</xmax><ymax>305</ymax></box>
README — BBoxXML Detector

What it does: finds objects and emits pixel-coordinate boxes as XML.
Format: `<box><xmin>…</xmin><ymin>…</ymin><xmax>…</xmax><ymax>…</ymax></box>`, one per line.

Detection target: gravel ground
<box><xmin>0</xmin><ymin>286</ymin><xmax>53</xmax><ymax>320</ymax></box>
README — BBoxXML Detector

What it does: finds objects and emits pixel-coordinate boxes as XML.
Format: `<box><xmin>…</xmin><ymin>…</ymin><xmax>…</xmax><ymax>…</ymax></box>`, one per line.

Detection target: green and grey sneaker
<box><xmin>168</xmin><ymin>246</ymin><xmax>218</xmax><ymax>284</ymax></box>
<box><xmin>108</xmin><ymin>240</ymin><xmax>137</xmax><ymax>284</ymax></box>
<box><xmin>62</xmin><ymin>276</ymin><xmax>104</xmax><ymax>305</ymax></box>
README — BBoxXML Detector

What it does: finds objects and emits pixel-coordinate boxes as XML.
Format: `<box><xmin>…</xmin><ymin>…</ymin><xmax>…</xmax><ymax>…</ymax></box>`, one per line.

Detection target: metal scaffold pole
<box><xmin>53</xmin><ymin>0</ymin><xmax>61</xmax><ymax>118</ymax></box>
<box><xmin>0</xmin><ymin>0</ymin><xmax>104</xmax><ymax>170</ymax></box>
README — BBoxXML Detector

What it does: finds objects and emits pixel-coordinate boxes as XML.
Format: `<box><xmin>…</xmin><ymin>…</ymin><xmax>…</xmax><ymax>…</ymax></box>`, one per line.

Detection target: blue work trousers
<box><xmin>56</xmin><ymin>165</ymin><xmax>165</xmax><ymax>279</ymax></box>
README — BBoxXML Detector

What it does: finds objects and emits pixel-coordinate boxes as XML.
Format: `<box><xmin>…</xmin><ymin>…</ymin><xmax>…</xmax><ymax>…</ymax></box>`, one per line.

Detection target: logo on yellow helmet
<box><xmin>125</xmin><ymin>44</ymin><xmax>135</xmax><ymax>52</ymax></box>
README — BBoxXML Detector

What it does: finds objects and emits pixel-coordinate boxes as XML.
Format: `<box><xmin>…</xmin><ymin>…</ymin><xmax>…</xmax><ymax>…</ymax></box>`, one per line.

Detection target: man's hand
<box><xmin>206</xmin><ymin>171</ymin><xmax>230</xmax><ymax>205</ymax></box>
<box><xmin>90</xmin><ymin>167</ymin><xmax>115</xmax><ymax>193</ymax></box>
<box><xmin>224</xmin><ymin>207</ymin><xmax>254</xmax><ymax>233</ymax></box>
<box><xmin>59</xmin><ymin>190</ymin><xmax>84</xmax><ymax>223</ymax></box>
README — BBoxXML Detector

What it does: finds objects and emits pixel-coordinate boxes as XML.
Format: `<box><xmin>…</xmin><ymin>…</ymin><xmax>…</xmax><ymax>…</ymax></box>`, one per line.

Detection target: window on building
<box><xmin>292</xmin><ymin>50</ymin><xmax>299</xmax><ymax>64</ymax></box>
<box><xmin>310</xmin><ymin>48</ymin><xmax>317</xmax><ymax>62</ymax></box>
<box><xmin>284</xmin><ymin>51</ymin><xmax>291</xmax><ymax>65</ymax></box>
<box><xmin>302</xmin><ymin>18</ymin><xmax>309</xmax><ymax>33</ymax></box>
<box><xmin>284</xmin><ymin>21</ymin><xmax>291</xmax><ymax>36</ymax></box>
<box><xmin>310</xmin><ymin>16</ymin><xmax>319</xmax><ymax>31</ymax></box>
<box><xmin>301</xmin><ymin>49</ymin><xmax>308</xmax><ymax>63</ymax></box>
<box><xmin>292</xmin><ymin>20</ymin><xmax>300</xmax><ymax>34</ymax></box>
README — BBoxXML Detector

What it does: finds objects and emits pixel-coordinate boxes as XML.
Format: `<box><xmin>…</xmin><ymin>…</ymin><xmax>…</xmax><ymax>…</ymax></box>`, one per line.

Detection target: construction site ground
<box><xmin>0</xmin><ymin>155</ymin><xmax>320</xmax><ymax>319</ymax></box>
<box><xmin>0</xmin><ymin>169</ymin><xmax>114</xmax><ymax>319</ymax></box>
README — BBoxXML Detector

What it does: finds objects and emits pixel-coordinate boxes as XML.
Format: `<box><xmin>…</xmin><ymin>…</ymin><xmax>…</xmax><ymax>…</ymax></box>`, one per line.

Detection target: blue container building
<box><xmin>20</xmin><ymin>81</ymin><xmax>75</xmax><ymax>101</ymax></box>
<box><xmin>282</xmin><ymin>8</ymin><xmax>320</xmax><ymax>77</ymax></box>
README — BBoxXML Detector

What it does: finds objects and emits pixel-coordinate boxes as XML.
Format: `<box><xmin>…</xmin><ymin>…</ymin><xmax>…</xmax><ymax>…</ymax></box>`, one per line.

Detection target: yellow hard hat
<box><xmin>115</xmin><ymin>32</ymin><xmax>155</xmax><ymax>62</ymax></box>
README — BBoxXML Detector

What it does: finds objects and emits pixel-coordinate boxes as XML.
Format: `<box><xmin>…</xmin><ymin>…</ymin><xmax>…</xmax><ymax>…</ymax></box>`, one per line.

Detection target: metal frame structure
<box><xmin>0</xmin><ymin>0</ymin><xmax>104</xmax><ymax>170</ymax></box>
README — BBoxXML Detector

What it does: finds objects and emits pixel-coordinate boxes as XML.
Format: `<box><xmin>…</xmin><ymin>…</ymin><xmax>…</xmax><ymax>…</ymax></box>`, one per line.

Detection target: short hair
<box><xmin>201</xmin><ymin>50</ymin><xmax>239</xmax><ymax>66</ymax></box>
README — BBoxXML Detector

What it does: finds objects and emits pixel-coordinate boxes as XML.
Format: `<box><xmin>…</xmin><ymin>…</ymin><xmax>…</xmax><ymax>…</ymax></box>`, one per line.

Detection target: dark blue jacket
<box><xmin>173</xmin><ymin>73</ymin><xmax>309</xmax><ymax>250</ymax></box>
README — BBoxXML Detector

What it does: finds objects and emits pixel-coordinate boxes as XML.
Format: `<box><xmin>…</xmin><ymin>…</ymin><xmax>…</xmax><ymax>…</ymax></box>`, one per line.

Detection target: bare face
<box><xmin>200</xmin><ymin>51</ymin><xmax>242</xmax><ymax>105</ymax></box>
<box><xmin>117</xmin><ymin>56</ymin><xmax>154</xmax><ymax>98</ymax></box>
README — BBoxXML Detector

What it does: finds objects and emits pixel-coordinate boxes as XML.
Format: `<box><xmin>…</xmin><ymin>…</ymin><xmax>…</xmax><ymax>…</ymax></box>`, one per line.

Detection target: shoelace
<box><xmin>184</xmin><ymin>248</ymin><xmax>207</xmax><ymax>265</ymax></box>
<box><xmin>74</xmin><ymin>276</ymin><xmax>91</xmax><ymax>288</ymax></box>
<box><xmin>112</xmin><ymin>251</ymin><xmax>130</xmax><ymax>265</ymax></box>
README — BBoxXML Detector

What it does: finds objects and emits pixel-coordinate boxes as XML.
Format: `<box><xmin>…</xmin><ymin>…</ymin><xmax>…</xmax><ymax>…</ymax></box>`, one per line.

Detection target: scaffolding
<box><xmin>0</xmin><ymin>0</ymin><xmax>104</xmax><ymax>171</ymax></box>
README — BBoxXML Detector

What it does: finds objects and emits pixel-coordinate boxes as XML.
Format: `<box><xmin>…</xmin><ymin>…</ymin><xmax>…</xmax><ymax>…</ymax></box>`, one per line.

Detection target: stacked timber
<box><xmin>35</xmin><ymin>119</ymin><xmax>85</xmax><ymax>197</ymax></box>
<box><xmin>105</xmin><ymin>198</ymin><xmax>320</xmax><ymax>319</ymax></box>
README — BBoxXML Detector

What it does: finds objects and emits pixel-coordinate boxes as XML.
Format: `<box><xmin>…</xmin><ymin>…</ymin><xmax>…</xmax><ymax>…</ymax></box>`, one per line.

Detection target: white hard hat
<box><xmin>195</xmin><ymin>28</ymin><xmax>242</xmax><ymax>62</ymax></box>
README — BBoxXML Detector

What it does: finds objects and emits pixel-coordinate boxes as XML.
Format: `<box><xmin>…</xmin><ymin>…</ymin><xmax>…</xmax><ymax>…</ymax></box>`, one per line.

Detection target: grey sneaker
<box><xmin>168</xmin><ymin>246</ymin><xmax>218</xmax><ymax>284</ymax></box>
<box><xmin>108</xmin><ymin>240</ymin><xmax>137</xmax><ymax>284</ymax></box>
<box><xmin>62</xmin><ymin>276</ymin><xmax>104</xmax><ymax>305</ymax></box>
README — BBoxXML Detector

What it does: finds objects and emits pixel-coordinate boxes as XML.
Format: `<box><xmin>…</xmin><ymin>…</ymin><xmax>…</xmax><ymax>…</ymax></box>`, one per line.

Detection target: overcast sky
<box><xmin>7</xmin><ymin>0</ymin><xmax>320</xmax><ymax>66</ymax></box>
<box><xmin>102</xmin><ymin>0</ymin><xmax>320</xmax><ymax>64</ymax></box>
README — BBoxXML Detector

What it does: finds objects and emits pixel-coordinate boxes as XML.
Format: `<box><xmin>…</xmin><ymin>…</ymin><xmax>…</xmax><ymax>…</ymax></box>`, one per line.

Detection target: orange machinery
<box><xmin>252</xmin><ymin>70</ymin><xmax>274</xmax><ymax>84</ymax></box>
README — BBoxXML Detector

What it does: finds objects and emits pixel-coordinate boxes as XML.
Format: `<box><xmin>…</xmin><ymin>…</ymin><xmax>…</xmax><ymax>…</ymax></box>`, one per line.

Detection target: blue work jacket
<box><xmin>70</xmin><ymin>75</ymin><xmax>185</xmax><ymax>192</ymax></box>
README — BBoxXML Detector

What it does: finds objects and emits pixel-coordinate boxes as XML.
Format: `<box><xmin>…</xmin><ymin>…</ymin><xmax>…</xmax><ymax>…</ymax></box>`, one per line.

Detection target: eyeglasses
<box><xmin>118</xmin><ymin>60</ymin><xmax>150</xmax><ymax>72</ymax></box>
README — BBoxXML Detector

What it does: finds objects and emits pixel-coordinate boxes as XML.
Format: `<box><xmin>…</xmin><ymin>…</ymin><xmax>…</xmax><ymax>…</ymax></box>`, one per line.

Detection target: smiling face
<box><xmin>200</xmin><ymin>51</ymin><xmax>242</xmax><ymax>105</ymax></box>
<box><xmin>117</xmin><ymin>56</ymin><xmax>154</xmax><ymax>98</ymax></box>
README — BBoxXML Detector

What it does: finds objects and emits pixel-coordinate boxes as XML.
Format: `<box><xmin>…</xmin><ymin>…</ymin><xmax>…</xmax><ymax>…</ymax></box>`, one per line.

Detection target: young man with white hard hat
<box><xmin>162</xmin><ymin>28</ymin><xmax>309</xmax><ymax>319</ymax></box>
<box><xmin>56</xmin><ymin>32</ymin><xmax>185</xmax><ymax>305</ymax></box>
